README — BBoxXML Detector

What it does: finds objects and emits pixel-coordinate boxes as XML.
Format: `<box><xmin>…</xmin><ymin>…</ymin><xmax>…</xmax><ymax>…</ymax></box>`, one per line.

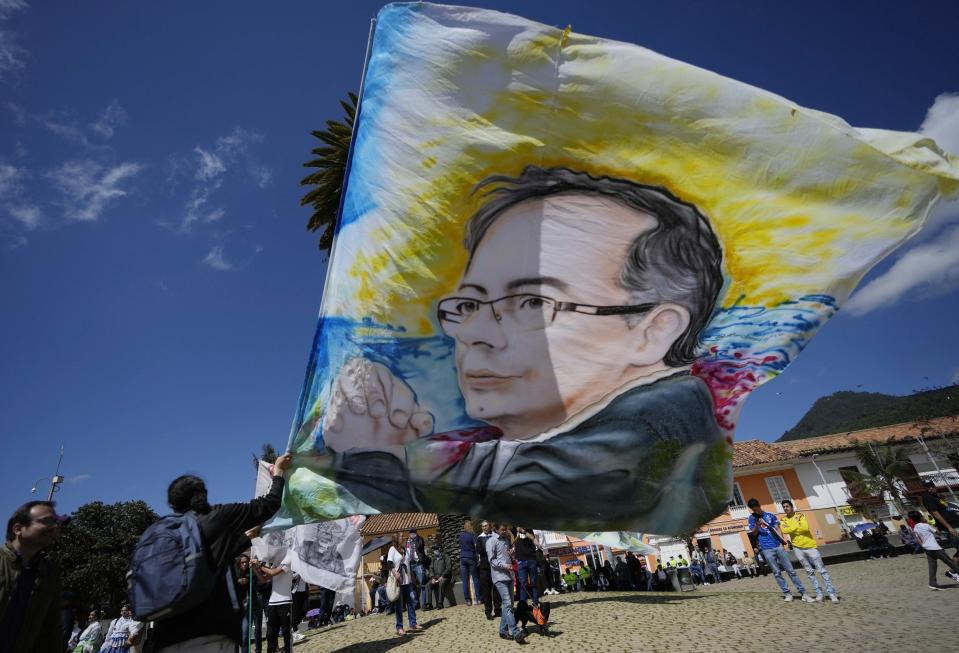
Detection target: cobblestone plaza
<box><xmin>298</xmin><ymin>555</ymin><xmax>959</xmax><ymax>653</ymax></box>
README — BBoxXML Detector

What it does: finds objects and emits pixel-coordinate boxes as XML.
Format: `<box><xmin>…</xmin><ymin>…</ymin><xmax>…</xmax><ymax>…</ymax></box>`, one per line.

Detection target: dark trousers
<box><xmin>479</xmin><ymin>565</ymin><xmax>501</xmax><ymax>616</ymax></box>
<box><xmin>460</xmin><ymin>558</ymin><xmax>480</xmax><ymax>603</ymax></box>
<box><xmin>245</xmin><ymin>599</ymin><xmax>263</xmax><ymax>653</ymax></box>
<box><xmin>926</xmin><ymin>549</ymin><xmax>959</xmax><ymax>586</ymax></box>
<box><xmin>430</xmin><ymin>576</ymin><xmax>456</xmax><ymax>607</ymax></box>
<box><xmin>291</xmin><ymin>590</ymin><xmax>308</xmax><ymax>630</ymax></box>
<box><xmin>266</xmin><ymin>603</ymin><xmax>292</xmax><ymax>653</ymax></box>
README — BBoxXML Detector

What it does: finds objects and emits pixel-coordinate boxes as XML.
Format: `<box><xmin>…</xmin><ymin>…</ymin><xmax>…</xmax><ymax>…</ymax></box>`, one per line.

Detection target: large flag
<box><xmin>274</xmin><ymin>3</ymin><xmax>959</xmax><ymax>534</ymax></box>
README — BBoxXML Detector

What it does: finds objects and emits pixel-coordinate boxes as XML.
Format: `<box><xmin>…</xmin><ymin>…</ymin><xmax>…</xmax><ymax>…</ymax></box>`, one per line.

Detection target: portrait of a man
<box><xmin>320</xmin><ymin>166</ymin><xmax>731</xmax><ymax>532</ymax></box>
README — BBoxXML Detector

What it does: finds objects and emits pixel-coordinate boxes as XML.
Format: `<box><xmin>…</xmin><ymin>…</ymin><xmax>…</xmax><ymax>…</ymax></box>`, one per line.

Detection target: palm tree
<box><xmin>300</xmin><ymin>92</ymin><xmax>358</xmax><ymax>251</ymax></box>
<box><xmin>842</xmin><ymin>437</ymin><xmax>916</xmax><ymax>517</ymax></box>
<box><xmin>438</xmin><ymin>513</ymin><xmax>469</xmax><ymax>571</ymax></box>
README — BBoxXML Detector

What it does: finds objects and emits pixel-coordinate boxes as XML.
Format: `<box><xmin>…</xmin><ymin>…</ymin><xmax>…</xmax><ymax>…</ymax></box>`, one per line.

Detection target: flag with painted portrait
<box><xmin>271</xmin><ymin>3</ymin><xmax>959</xmax><ymax>534</ymax></box>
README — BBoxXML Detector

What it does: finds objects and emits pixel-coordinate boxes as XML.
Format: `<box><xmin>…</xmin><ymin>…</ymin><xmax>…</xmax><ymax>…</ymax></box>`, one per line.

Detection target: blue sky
<box><xmin>1</xmin><ymin>1</ymin><xmax>957</xmax><ymax>521</ymax></box>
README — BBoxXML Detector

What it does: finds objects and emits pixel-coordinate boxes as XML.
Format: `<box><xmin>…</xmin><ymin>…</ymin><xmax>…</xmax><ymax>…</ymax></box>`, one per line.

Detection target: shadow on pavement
<box><xmin>550</xmin><ymin>593</ymin><xmax>710</xmax><ymax>608</ymax></box>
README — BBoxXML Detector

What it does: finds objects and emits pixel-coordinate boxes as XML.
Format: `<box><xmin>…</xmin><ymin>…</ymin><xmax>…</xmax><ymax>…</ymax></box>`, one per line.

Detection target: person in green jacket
<box><xmin>579</xmin><ymin>564</ymin><xmax>592</xmax><ymax>591</ymax></box>
<box><xmin>563</xmin><ymin>568</ymin><xmax>580</xmax><ymax>592</ymax></box>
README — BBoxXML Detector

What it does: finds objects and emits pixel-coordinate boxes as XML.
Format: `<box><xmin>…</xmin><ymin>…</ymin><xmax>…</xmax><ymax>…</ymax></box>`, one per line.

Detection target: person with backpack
<box><xmin>142</xmin><ymin>452</ymin><xmax>292</xmax><ymax>652</ymax></box>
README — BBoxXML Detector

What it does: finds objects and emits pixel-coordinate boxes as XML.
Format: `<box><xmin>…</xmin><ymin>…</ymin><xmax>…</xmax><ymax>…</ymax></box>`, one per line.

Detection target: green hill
<box><xmin>777</xmin><ymin>384</ymin><xmax>959</xmax><ymax>442</ymax></box>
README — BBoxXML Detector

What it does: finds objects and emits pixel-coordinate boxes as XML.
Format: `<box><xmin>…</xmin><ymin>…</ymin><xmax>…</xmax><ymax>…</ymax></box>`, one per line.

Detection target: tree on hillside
<box><xmin>300</xmin><ymin>92</ymin><xmax>358</xmax><ymax>251</ymax></box>
<box><xmin>841</xmin><ymin>438</ymin><xmax>917</xmax><ymax>518</ymax></box>
<box><xmin>52</xmin><ymin>500</ymin><xmax>159</xmax><ymax>614</ymax></box>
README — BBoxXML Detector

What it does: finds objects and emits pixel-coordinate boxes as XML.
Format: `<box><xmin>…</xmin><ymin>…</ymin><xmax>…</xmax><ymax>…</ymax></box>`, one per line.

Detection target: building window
<box><xmin>764</xmin><ymin>475</ymin><xmax>792</xmax><ymax>511</ymax></box>
<box><xmin>730</xmin><ymin>483</ymin><xmax>746</xmax><ymax>507</ymax></box>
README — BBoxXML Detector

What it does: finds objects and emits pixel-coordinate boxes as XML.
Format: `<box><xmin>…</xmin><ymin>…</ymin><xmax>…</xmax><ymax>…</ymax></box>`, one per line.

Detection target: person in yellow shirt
<box><xmin>780</xmin><ymin>499</ymin><xmax>839</xmax><ymax>603</ymax></box>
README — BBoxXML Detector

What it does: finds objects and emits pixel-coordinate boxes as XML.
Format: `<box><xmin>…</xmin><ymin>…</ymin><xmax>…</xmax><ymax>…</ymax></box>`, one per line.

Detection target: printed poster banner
<box><xmin>252</xmin><ymin>461</ymin><xmax>365</xmax><ymax>593</ymax></box>
<box><xmin>274</xmin><ymin>2</ymin><xmax>959</xmax><ymax>534</ymax></box>
<box><xmin>567</xmin><ymin>532</ymin><xmax>657</xmax><ymax>556</ymax></box>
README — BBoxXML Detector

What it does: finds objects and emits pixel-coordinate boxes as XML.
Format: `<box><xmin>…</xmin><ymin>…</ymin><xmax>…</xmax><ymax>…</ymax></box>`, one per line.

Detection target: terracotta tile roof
<box><xmin>730</xmin><ymin>416</ymin><xmax>959</xmax><ymax>468</ymax></box>
<box><xmin>774</xmin><ymin>416</ymin><xmax>959</xmax><ymax>457</ymax></box>
<box><xmin>361</xmin><ymin>513</ymin><xmax>438</xmax><ymax>536</ymax></box>
<box><xmin>732</xmin><ymin>440</ymin><xmax>790</xmax><ymax>468</ymax></box>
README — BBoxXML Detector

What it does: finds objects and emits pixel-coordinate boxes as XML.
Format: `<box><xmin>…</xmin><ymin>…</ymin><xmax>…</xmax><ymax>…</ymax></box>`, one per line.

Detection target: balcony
<box><xmin>728</xmin><ymin>505</ymin><xmax>749</xmax><ymax>519</ymax></box>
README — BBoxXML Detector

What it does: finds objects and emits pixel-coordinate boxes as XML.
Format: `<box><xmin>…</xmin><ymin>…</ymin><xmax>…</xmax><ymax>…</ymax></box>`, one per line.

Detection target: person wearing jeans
<box><xmin>780</xmin><ymin>499</ymin><xmax>839</xmax><ymax>602</ymax></box>
<box><xmin>485</xmin><ymin>524</ymin><xmax>526</xmax><ymax>643</ymax></box>
<box><xmin>458</xmin><ymin>521</ymin><xmax>481</xmax><ymax>605</ymax></box>
<box><xmin>388</xmin><ymin>537</ymin><xmax>421</xmax><ymax>636</ymax></box>
<box><xmin>908</xmin><ymin>510</ymin><xmax>959</xmax><ymax>590</ymax></box>
<box><xmin>405</xmin><ymin>529</ymin><xmax>429</xmax><ymax>610</ymax></box>
<box><xmin>476</xmin><ymin>520</ymin><xmax>502</xmax><ymax>619</ymax></box>
<box><xmin>747</xmin><ymin>498</ymin><xmax>814</xmax><ymax>602</ymax></box>
<box><xmin>512</xmin><ymin>527</ymin><xmax>541</xmax><ymax>608</ymax></box>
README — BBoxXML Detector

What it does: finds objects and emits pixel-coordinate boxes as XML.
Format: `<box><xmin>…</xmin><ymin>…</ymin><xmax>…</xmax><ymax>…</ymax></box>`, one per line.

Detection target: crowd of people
<box><xmin>3</xmin><ymin>460</ymin><xmax>958</xmax><ymax>652</ymax></box>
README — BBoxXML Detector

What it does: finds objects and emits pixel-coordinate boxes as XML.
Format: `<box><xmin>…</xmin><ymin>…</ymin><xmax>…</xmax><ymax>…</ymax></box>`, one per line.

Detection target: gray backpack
<box><xmin>127</xmin><ymin>511</ymin><xmax>235</xmax><ymax>620</ymax></box>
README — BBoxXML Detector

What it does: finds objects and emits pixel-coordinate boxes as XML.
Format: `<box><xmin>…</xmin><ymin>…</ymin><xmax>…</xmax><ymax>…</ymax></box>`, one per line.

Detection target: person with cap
<box><xmin>0</xmin><ymin>500</ymin><xmax>66</xmax><ymax>652</ymax></box>
<box><xmin>919</xmin><ymin>480</ymin><xmax>959</xmax><ymax>564</ymax></box>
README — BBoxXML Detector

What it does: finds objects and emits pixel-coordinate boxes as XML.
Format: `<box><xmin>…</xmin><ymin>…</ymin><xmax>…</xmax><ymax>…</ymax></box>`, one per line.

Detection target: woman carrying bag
<box><xmin>387</xmin><ymin>535</ymin><xmax>420</xmax><ymax>636</ymax></box>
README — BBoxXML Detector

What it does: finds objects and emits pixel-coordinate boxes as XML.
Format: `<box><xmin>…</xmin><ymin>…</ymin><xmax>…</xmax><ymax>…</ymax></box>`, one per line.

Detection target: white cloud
<box><xmin>48</xmin><ymin>159</ymin><xmax>143</xmax><ymax>221</ymax></box>
<box><xmin>0</xmin><ymin>162</ymin><xmax>23</xmax><ymax>195</ymax></box>
<box><xmin>0</xmin><ymin>0</ymin><xmax>29</xmax><ymax>20</ymax></box>
<box><xmin>0</xmin><ymin>1</ymin><xmax>28</xmax><ymax>81</ymax></box>
<box><xmin>0</xmin><ymin>30</ymin><xmax>25</xmax><ymax>80</ymax></box>
<box><xmin>169</xmin><ymin>127</ymin><xmax>270</xmax><ymax>233</ymax></box>
<box><xmin>90</xmin><ymin>99</ymin><xmax>128</xmax><ymax>138</ymax></box>
<box><xmin>8</xmin><ymin>203</ymin><xmax>40</xmax><ymax>229</ymax></box>
<box><xmin>845</xmin><ymin>223</ymin><xmax>959</xmax><ymax>315</ymax></box>
<box><xmin>66</xmin><ymin>473</ymin><xmax>90</xmax><ymax>485</ymax></box>
<box><xmin>202</xmin><ymin>244</ymin><xmax>234</xmax><ymax>271</ymax></box>
<box><xmin>194</xmin><ymin>146</ymin><xmax>226</xmax><ymax>181</ymax></box>
<box><xmin>845</xmin><ymin>93</ymin><xmax>959</xmax><ymax>316</ymax></box>
<box><xmin>921</xmin><ymin>93</ymin><xmax>959</xmax><ymax>157</ymax></box>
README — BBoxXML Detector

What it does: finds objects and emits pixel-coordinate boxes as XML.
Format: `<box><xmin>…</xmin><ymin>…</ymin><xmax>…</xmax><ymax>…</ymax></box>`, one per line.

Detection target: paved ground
<box><xmin>296</xmin><ymin>554</ymin><xmax>959</xmax><ymax>653</ymax></box>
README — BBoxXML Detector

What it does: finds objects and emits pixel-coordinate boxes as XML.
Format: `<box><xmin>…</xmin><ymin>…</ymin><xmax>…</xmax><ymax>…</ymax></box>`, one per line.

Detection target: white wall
<box><xmin>908</xmin><ymin>452</ymin><xmax>959</xmax><ymax>485</ymax></box>
<box><xmin>792</xmin><ymin>453</ymin><xmax>861</xmax><ymax>509</ymax></box>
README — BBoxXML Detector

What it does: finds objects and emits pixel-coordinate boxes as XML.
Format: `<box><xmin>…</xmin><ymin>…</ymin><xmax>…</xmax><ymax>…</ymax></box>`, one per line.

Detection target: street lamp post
<box><xmin>31</xmin><ymin>446</ymin><xmax>65</xmax><ymax>501</ymax></box>
<box><xmin>810</xmin><ymin>453</ymin><xmax>850</xmax><ymax>534</ymax></box>
<box><xmin>914</xmin><ymin>435</ymin><xmax>959</xmax><ymax>503</ymax></box>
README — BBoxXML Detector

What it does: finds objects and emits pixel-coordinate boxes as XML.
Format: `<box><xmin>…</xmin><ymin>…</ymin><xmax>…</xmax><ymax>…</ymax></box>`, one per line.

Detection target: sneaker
<box><xmin>499</xmin><ymin>633</ymin><xmax>513</xmax><ymax>640</ymax></box>
<box><xmin>828</xmin><ymin>593</ymin><xmax>839</xmax><ymax>603</ymax></box>
<box><xmin>514</xmin><ymin>631</ymin><xmax>528</xmax><ymax>645</ymax></box>
<box><xmin>946</xmin><ymin>571</ymin><xmax>959</xmax><ymax>582</ymax></box>
<box><xmin>800</xmin><ymin>594</ymin><xmax>816</xmax><ymax>603</ymax></box>
<box><xmin>929</xmin><ymin>585</ymin><xmax>943</xmax><ymax>591</ymax></box>
<box><xmin>814</xmin><ymin>594</ymin><xmax>823</xmax><ymax>602</ymax></box>
<box><xmin>783</xmin><ymin>594</ymin><xmax>794</xmax><ymax>602</ymax></box>
<box><xmin>292</xmin><ymin>633</ymin><xmax>306</xmax><ymax>643</ymax></box>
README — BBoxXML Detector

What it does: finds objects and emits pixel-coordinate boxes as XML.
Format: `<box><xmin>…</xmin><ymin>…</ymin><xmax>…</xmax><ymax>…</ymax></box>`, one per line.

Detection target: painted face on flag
<box><xmin>447</xmin><ymin>193</ymin><xmax>695</xmax><ymax>439</ymax></box>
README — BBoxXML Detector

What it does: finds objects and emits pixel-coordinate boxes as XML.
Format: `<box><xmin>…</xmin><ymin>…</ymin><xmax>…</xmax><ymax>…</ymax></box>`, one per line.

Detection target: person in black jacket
<box><xmin>427</xmin><ymin>538</ymin><xmax>455</xmax><ymax>609</ymax></box>
<box><xmin>475</xmin><ymin>520</ymin><xmax>501</xmax><ymax>620</ymax></box>
<box><xmin>152</xmin><ymin>453</ymin><xmax>292</xmax><ymax>652</ymax></box>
